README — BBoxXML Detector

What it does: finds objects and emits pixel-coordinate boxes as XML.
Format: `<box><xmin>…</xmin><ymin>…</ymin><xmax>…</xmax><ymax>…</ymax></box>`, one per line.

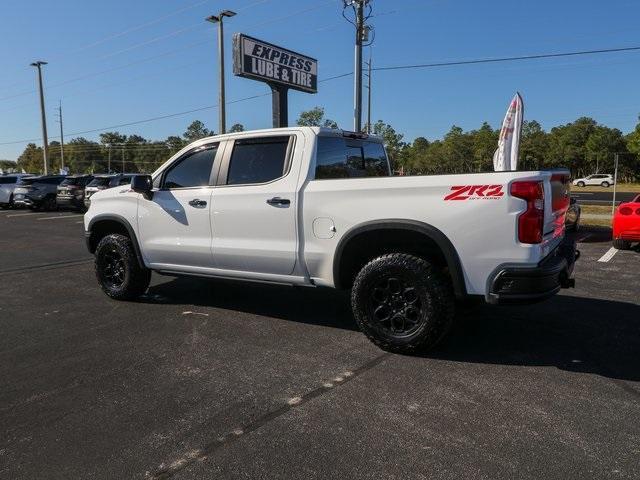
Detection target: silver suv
<box><xmin>0</xmin><ymin>174</ymin><xmax>34</xmax><ymax>209</ymax></box>
<box><xmin>13</xmin><ymin>175</ymin><xmax>66</xmax><ymax>210</ymax></box>
<box><xmin>572</xmin><ymin>174</ymin><xmax>615</xmax><ymax>187</ymax></box>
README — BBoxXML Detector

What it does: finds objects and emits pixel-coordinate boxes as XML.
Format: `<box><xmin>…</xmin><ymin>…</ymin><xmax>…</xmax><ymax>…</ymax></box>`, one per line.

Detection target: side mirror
<box><xmin>131</xmin><ymin>175</ymin><xmax>153</xmax><ymax>199</ymax></box>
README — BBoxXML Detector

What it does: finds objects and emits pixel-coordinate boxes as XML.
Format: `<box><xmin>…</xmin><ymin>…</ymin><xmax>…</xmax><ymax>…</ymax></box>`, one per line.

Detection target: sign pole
<box><xmin>269</xmin><ymin>84</ymin><xmax>289</xmax><ymax>128</ymax></box>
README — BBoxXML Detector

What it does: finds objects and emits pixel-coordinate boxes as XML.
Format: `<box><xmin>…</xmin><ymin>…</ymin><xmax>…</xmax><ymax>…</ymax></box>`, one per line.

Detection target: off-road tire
<box><xmin>576</xmin><ymin>181</ymin><xmax>585</xmax><ymax>187</ymax></box>
<box><xmin>601</xmin><ymin>181</ymin><xmax>610</xmax><ymax>188</ymax></box>
<box><xmin>95</xmin><ymin>233</ymin><xmax>151</xmax><ymax>300</ymax></box>
<box><xmin>613</xmin><ymin>239</ymin><xmax>631</xmax><ymax>250</ymax></box>
<box><xmin>351</xmin><ymin>253</ymin><xmax>455</xmax><ymax>354</ymax></box>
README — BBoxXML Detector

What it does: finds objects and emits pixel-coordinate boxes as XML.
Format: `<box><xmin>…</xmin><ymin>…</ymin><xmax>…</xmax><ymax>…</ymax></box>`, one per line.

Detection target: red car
<box><xmin>612</xmin><ymin>194</ymin><xmax>640</xmax><ymax>250</ymax></box>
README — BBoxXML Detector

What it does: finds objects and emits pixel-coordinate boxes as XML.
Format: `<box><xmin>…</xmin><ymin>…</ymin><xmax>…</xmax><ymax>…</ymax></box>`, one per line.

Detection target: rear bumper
<box><xmin>614</xmin><ymin>230</ymin><xmax>640</xmax><ymax>242</ymax></box>
<box><xmin>57</xmin><ymin>196</ymin><xmax>84</xmax><ymax>208</ymax></box>
<box><xmin>487</xmin><ymin>238</ymin><xmax>577</xmax><ymax>305</ymax></box>
<box><xmin>14</xmin><ymin>197</ymin><xmax>36</xmax><ymax>207</ymax></box>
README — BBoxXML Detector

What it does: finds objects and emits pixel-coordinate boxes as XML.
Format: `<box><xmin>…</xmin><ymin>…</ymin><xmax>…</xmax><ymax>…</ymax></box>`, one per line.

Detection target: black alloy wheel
<box><xmin>351</xmin><ymin>253</ymin><xmax>455</xmax><ymax>354</ymax></box>
<box><xmin>95</xmin><ymin>233</ymin><xmax>151</xmax><ymax>300</ymax></box>
<box><xmin>368</xmin><ymin>274</ymin><xmax>424</xmax><ymax>338</ymax></box>
<box><xmin>101</xmin><ymin>247</ymin><xmax>127</xmax><ymax>289</ymax></box>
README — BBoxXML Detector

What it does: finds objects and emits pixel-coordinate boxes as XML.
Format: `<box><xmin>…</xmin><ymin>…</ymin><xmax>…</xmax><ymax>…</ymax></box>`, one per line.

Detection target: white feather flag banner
<box><xmin>493</xmin><ymin>92</ymin><xmax>524</xmax><ymax>171</ymax></box>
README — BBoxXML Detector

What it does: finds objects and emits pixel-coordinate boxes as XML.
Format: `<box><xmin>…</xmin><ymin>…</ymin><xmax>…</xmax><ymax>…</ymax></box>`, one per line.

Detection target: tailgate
<box><xmin>545</xmin><ymin>171</ymin><xmax>571</xmax><ymax>238</ymax></box>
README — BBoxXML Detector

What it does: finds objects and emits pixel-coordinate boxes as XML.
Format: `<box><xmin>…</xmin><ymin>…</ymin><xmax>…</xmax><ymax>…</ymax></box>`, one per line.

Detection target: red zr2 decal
<box><xmin>444</xmin><ymin>185</ymin><xmax>504</xmax><ymax>201</ymax></box>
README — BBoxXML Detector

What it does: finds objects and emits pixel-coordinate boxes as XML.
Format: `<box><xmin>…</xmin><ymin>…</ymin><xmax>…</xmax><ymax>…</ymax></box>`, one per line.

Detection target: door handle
<box><xmin>188</xmin><ymin>199</ymin><xmax>207</xmax><ymax>208</ymax></box>
<box><xmin>266</xmin><ymin>197</ymin><xmax>290</xmax><ymax>206</ymax></box>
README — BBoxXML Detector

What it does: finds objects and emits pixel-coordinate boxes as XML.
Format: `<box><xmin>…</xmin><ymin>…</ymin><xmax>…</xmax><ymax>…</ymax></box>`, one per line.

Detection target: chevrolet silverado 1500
<box><xmin>85</xmin><ymin>127</ymin><xmax>576</xmax><ymax>352</ymax></box>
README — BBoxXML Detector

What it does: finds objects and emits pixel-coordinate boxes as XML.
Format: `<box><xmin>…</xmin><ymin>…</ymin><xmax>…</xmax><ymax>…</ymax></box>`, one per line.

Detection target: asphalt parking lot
<box><xmin>1</xmin><ymin>212</ymin><xmax>639</xmax><ymax>479</ymax></box>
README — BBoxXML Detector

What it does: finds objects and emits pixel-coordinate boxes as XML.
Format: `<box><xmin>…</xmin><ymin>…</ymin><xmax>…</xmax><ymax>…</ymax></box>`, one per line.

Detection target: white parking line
<box><xmin>4</xmin><ymin>212</ymin><xmax>49</xmax><ymax>218</ymax></box>
<box><xmin>598</xmin><ymin>247</ymin><xmax>618</xmax><ymax>263</ymax></box>
<box><xmin>37</xmin><ymin>214</ymin><xmax>84</xmax><ymax>221</ymax></box>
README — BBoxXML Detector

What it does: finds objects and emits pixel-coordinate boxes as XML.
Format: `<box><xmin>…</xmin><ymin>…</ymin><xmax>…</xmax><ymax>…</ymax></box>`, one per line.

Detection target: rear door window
<box><xmin>315</xmin><ymin>137</ymin><xmax>390</xmax><ymax>179</ymax></box>
<box><xmin>226</xmin><ymin>136</ymin><xmax>290</xmax><ymax>185</ymax></box>
<box><xmin>0</xmin><ymin>176</ymin><xmax>16</xmax><ymax>184</ymax></box>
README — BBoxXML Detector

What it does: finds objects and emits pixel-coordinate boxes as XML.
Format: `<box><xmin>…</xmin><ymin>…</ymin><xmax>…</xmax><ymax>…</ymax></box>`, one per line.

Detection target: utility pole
<box><xmin>343</xmin><ymin>1</ymin><xmax>371</xmax><ymax>132</ymax></box>
<box><xmin>206</xmin><ymin>10</ymin><xmax>237</xmax><ymax>135</ymax></box>
<box><xmin>56</xmin><ymin>100</ymin><xmax>65</xmax><ymax>173</ymax></box>
<box><xmin>30</xmin><ymin>61</ymin><xmax>49</xmax><ymax>174</ymax></box>
<box><xmin>107</xmin><ymin>147</ymin><xmax>112</xmax><ymax>173</ymax></box>
<box><xmin>122</xmin><ymin>146</ymin><xmax>125</xmax><ymax>173</ymax></box>
<box><xmin>364</xmin><ymin>53</ymin><xmax>372</xmax><ymax>133</ymax></box>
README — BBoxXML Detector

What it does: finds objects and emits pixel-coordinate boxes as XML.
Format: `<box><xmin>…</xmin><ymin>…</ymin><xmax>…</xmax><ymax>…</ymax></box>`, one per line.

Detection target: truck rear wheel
<box><xmin>95</xmin><ymin>234</ymin><xmax>151</xmax><ymax>300</ymax></box>
<box><xmin>351</xmin><ymin>253</ymin><xmax>455</xmax><ymax>354</ymax></box>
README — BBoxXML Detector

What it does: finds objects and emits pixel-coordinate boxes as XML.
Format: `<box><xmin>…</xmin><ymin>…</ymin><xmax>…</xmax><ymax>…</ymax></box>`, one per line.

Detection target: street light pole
<box><xmin>30</xmin><ymin>61</ymin><xmax>49</xmax><ymax>175</ymax></box>
<box><xmin>207</xmin><ymin>10</ymin><xmax>236</xmax><ymax>135</ymax></box>
<box><xmin>56</xmin><ymin>100</ymin><xmax>65</xmax><ymax>173</ymax></box>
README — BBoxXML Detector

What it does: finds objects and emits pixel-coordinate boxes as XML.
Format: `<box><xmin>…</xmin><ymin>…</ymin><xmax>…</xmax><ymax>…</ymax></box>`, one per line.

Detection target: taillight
<box><xmin>511</xmin><ymin>181</ymin><xmax>544</xmax><ymax>244</ymax></box>
<box><xmin>619</xmin><ymin>206</ymin><xmax>633</xmax><ymax>215</ymax></box>
<box><xmin>551</xmin><ymin>173</ymin><xmax>570</xmax><ymax>211</ymax></box>
<box><xmin>636</xmin><ymin>208</ymin><xmax>640</xmax><ymax>216</ymax></box>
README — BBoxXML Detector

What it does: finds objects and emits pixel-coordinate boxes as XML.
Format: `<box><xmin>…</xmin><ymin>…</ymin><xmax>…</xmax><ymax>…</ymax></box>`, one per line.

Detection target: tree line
<box><xmin>10</xmin><ymin>109</ymin><xmax>640</xmax><ymax>181</ymax></box>
<box><xmin>299</xmin><ymin>108</ymin><xmax>640</xmax><ymax>181</ymax></box>
<box><xmin>13</xmin><ymin>121</ymin><xmax>244</xmax><ymax>175</ymax></box>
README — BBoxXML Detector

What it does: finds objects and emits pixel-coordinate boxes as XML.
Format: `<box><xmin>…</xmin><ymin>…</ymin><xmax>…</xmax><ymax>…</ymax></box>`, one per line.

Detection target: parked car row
<box><xmin>0</xmin><ymin>173</ymin><xmax>142</xmax><ymax>211</ymax></box>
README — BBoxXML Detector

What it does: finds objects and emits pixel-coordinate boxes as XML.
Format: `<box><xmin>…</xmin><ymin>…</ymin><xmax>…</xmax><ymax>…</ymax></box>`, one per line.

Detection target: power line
<box><xmin>64</xmin><ymin>0</ymin><xmax>214</xmax><ymax>56</ymax></box>
<box><xmin>4</xmin><ymin>43</ymin><xmax>640</xmax><ymax>147</ymax></box>
<box><xmin>243</xmin><ymin>0</ymin><xmax>334</xmax><ymax>30</ymax></box>
<box><xmin>0</xmin><ymin>0</ymin><xmax>325</xmax><ymax>104</ymax></box>
<box><xmin>0</xmin><ymin>39</ymin><xmax>210</xmax><ymax>103</ymax></box>
<box><xmin>372</xmin><ymin>45</ymin><xmax>640</xmax><ymax>72</ymax></box>
<box><xmin>0</xmin><ymin>0</ymin><xmax>217</xmax><ymax>92</ymax></box>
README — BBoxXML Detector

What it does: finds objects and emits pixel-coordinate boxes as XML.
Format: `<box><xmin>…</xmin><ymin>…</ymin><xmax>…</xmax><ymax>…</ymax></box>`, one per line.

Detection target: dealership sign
<box><xmin>233</xmin><ymin>34</ymin><xmax>318</xmax><ymax>94</ymax></box>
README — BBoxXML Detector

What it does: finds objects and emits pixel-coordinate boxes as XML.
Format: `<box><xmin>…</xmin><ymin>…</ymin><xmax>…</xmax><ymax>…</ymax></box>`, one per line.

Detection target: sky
<box><xmin>1</xmin><ymin>0</ymin><xmax>639</xmax><ymax>161</ymax></box>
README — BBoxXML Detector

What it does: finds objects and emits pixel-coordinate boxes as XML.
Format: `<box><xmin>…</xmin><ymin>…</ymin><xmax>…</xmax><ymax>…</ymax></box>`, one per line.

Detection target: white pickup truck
<box><xmin>84</xmin><ymin>127</ymin><xmax>576</xmax><ymax>353</ymax></box>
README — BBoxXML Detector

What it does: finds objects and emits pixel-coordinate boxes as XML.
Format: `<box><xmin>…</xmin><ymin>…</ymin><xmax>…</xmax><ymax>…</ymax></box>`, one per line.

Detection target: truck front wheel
<box><xmin>95</xmin><ymin>234</ymin><xmax>151</xmax><ymax>300</ymax></box>
<box><xmin>351</xmin><ymin>253</ymin><xmax>455</xmax><ymax>354</ymax></box>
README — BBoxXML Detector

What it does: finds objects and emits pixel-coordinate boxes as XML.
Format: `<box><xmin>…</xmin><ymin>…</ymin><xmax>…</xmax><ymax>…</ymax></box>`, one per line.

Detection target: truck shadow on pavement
<box><xmin>145</xmin><ymin>278</ymin><xmax>639</xmax><ymax>382</ymax></box>
<box><xmin>144</xmin><ymin>276</ymin><xmax>358</xmax><ymax>331</ymax></box>
<box><xmin>433</xmin><ymin>294</ymin><xmax>640</xmax><ymax>383</ymax></box>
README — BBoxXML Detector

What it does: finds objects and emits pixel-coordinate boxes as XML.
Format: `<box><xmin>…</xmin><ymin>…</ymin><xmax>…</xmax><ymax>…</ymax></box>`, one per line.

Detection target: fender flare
<box><xmin>332</xmin><ymin>219</ymin><xmax>467</xmax><ymax>298</ymax></box>
<box><xmin>87</xmin><ymin>214</ymin><xmax>145</xmax><ymax>268</ymax></box>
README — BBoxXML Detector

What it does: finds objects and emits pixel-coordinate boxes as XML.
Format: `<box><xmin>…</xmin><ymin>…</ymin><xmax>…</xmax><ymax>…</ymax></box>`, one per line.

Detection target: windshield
<box><xmin>17</xmin><ymin>177</ymin><xmax>37</xmax><ymax>185</ymax></box>
<box><xmin>60</xmin><ymin>177</ymin><xmax>84</xmax><ymax>186</ymax></box>
<box><xmin>87</xmin><ymin>177</ymin><xmax>112</xmax><ymax>188</ymax></box>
